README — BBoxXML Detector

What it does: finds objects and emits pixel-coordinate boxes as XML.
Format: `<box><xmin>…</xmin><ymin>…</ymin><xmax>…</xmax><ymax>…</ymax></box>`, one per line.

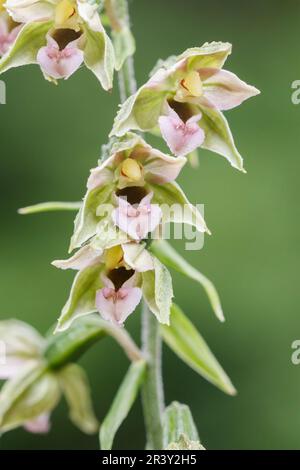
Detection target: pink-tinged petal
<box><xmin>159</xmin><ymin>108</ymin><xmax>205</xmax><ymax>157</ymax></box>
<box><xmin>87</xmin><ymin>155</ymin><xmax>115</xmax><ymax>190</ymax></box>
<box><xmin>144</xmin><ymin>149</ymin><xmax>186</xmax><ymax>184</ymax></box>
<box><xmin>112</xmin><ymin>194</ymin><xmax>162</xmax><ymax>241</ymax></box>
<box><xmin>0</xmin><ymin>15</ymin><xmax>22</xmax><ymax>56</ymax></box>
<box><xmin>114</xmin><ymin>287</ymin><xmax>142</xmax><ymax>324</ymax></box>
<box><xmin>8</xmin><ymin>24</ymin><xmax>22</xmax><ymax>42</ymax></box>
<box><xmin>52</xmin><ymin>245</ymin><xmax>103</xmax><ymax>271</ymax></box>
<box><xmin>5</xmin><ymin>0</ymin><xmax>54</xmax><ymax>23</ymax></box>
<box><xmin>24</xmin><ymin>413</ymin><xmax>51</xmax><ymax>434</ymax></box>
<box><xmin>95</xmin><ymin>284</ymin><xmax>142</xmax><ymax>325</ymax></box>
<box><xmin>0</xmin><ymin>357</ymin><xmax>28</xmax><ymax>379</ymax></box>
<box><xmin>122</xmin><ymin>243</ymin><xmax>154</xmax><ymax>272</ymax></box>
<box><xmin>37</xmin><ymin>35</ymin><xmax>84</xmax><ymax>80</ymax></box>
<box><xmin>201</xmin><ymin>68</ymin><xmax>260</xmax><ymax>111</ymax></box>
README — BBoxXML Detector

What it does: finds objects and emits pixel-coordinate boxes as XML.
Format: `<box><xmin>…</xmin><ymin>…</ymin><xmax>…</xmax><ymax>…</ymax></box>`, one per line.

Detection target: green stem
<box><xmin>117</xmin><ymin>55</ymin><xmax>137</xmax><ymax>103</ymax></box>
<box><xmin>105</xmin><ymin>0</ymin><xmax>165</xmax><ymax>450</ymax></box>
<box><xmin>141</xmin><ymin>302</ymin><xmax>164</xmax><ymax>449</ymax></box>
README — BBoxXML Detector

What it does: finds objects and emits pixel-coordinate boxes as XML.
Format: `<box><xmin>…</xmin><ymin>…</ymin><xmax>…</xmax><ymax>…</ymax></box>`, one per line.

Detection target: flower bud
<box><xmin>120</xmin><ymin>158</ymin><xmax>142</xmax><ymax>182</ymax></box>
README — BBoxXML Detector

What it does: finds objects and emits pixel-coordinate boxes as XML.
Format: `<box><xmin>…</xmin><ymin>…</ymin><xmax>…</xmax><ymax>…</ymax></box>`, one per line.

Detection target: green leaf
<box><xmin>18</xmin><ymin>201</ymin><xmax>82</xmax><ymax>215</ymax></box>
<box><xmin>0</xmin><ymin>21</ymin><xmax>52</xmax><ymax>74</ymax></box>
<box><xmin>161</xmin><ymin>304</ymin><xmax>236</xmax><ymax>395</ymax></box>
<box><xmin>150</xmin><ymin>240</ymin><xmax>224</xmax><ymax>322</ymax></box>
<box><xmin>55</xmin><ymin>263</ymin><xmax>104</xmax><ymax>333</ymax></box>
<box><xmin>199</xmin><ymin>105</ymin><xmax>245</xmax><ymax>172</ymax></box>
<box><xmin>83</xmin><ymin>25</ymin><xmax>115</xmax><ymax>90</ymax></box>
<box><xmin>142</xmin><ymin>257</ymin><xmax>173</xmax><ymax>325</ymax></box>
<box><xmin>0</xmin><ymin>363</ymin><xmax>60</xmax><ymax>433</ymax></box>
<box><xmin>150</xmin><ymin>181</ymin><xmax>209</xmax><ymax>234</ymax></box>
<box><xmin>110</xmin><ymin>88</ymin><xmax>167</xmax><ymax>137</ymax></box>
<box><xmin>59</xmin><ymin>364</ymin><xmax>99</xmax><ymax>434</ymax></box>
<box><xmin>99</xmin><ymin>360</ymin><xmax>146</xmax><ymax>450</ymax></box>
<box><xmin>70</xmin><ymin>183</ymin><xmax>113</xmax><ymax>251</ymax></box>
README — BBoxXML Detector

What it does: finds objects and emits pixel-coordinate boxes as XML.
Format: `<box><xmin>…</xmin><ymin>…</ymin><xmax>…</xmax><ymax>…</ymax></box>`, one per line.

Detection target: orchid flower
<box><xmin>53</xmin><ymin>239</ymin><xmax>173</xmax><ymax>330</ymax></box>
<box><xmin>111</xmin><ymin>42</ymin><xmax>260</xmax><ymax>170</ymax></box>
<box><xmin>0</xmin><ymin>0</ymin><xmax>114</xmax><ymax>87</ymax></box>
<box><xmin>70</xmin><ymin>133</ymin><xmax>208</xmax><ymax>251</ymax></box>
<box><xmin>0</xmin><ymin>10</ymin><xmax>21</xmax><ymax>56</ymax></box>
<box><xmin>0</xmin><ymin>319</ymin><xmax>98</xmax><ymax>434</ymax></box>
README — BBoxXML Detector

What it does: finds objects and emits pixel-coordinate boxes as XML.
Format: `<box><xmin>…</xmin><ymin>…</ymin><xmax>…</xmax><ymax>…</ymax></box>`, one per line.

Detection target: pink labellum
<box><xmin>112</xmin><ymin>193</ymin><xmax>162</xmax><ymax>241</ymax></box>
<box><xmin>37</xmin><ymin>35</ymin><xmax>83</xmax><ymax>80</ymax></box>
<box><xmin>159</xmin><ymin>107</ymin><xmax>205</xmax><ymax>157</ymax></box>
<box><xmin>96</xmin><ymin>274</ymin><xmax>142</xmax><ymax>325</ymax></box>
<box><xmin>24</xmin><ymin>413</ymin><xmax>51</xmax><ymax>434</ymax></box>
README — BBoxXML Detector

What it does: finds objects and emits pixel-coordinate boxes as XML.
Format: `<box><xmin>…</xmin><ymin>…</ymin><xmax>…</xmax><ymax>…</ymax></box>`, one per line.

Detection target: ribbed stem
<box><xmin>105</xmin><ymin>0</ymin><xmax>165</xmax><ymax>450</ymax></box>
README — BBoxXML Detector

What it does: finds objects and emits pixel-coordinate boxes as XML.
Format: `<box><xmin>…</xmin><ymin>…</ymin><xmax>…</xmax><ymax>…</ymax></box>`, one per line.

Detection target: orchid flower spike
<box><xmin>70</xmin><ymin>133</ymin><xmax>208</xmax><ymax>251</ymax></box>
<box><xmin>53</xmin><ymin>239</ymin><xmax>173</xmax><ymax>331</ymax></box>
<box><xmin>0</xmin><ymin>0</ymin><xmax>114</xmax><ymax>88</ymax></box>
<box><xmin>0</xmin><ymin>319</ymin><xmax>98</xmax><ymax>434</ymax></box>
<box><xmin>111</xmin><ymin>42</ymin><xmax>260</xmax><ymax>171</ymax></box>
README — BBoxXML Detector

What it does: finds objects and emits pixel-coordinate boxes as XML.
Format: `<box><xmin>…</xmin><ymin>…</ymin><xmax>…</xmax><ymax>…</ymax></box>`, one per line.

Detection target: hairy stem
<box><xmin>106</xmin><ymin>0</ymin><xmax>165</xmax><ymax>450</ymax></box>
<box><xmin>141</xmin><ymin>302</ymin><xmax>164</xmax><ymax>449</ymax></box>
<box><xmin>117</xmin><ymin>55</ymin><xmax>137</xmax><ymax>103</ymax></box>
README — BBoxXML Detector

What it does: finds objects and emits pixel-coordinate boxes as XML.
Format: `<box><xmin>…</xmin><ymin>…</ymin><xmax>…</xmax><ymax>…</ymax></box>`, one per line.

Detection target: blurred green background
<box><xmin>0</xmin><ymin>0</ymin><xmax>299</xmax><ymax>450</ymax></box>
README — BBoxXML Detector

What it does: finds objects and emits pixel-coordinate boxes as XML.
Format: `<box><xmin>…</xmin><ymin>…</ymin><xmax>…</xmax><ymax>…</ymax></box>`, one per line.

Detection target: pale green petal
<box><xmin>70</xmin><ymin>184</ymin><xmax>114</xmax><ymax>252</ymax></box>
<box><xmin>142</xmin><ymin>257</ymin><xmax>173</xmax><ymax>325</ymax></box>
<box><xmin>0</xmin><ymin>319</ymin><xmax>45</xmax><ymax>357</ymax></box>
<box><xmin>150</xmin><ymin>181</ymin><xmax>209</xmax><ymax>234</ymax></box>
<box><xmin>0</xmin><ymin>21</ymin><xmax>52</xmax><ymax>75</ymax></box>
<box><xmin>0</xmin><ymin>363</ymin><xmax>60</xmax><ymax>433</ymax></box>
<box><xmin>91</xmin><ymin>220</ymin><xmax>130</xmax><ymax>252</ymax></box>
<box><xmin>59</xmin><ymin>363</ymin><xmax>99</xmax><ymax>434</ymax></box>
<box><xmin>55</xmin><ymin>263</ymin><xmax>104</xmax><ymax>332</ymax></box>
<box><xmin>110</xmin><ymin>88</ymin><xmax>168</xmax><ymax>136</ymax></box>
<box><xmin>83</xmin><ymin>24</ymin><xmax>115</xmax><ymax>90</ymax></box>
<box><xmin>180</xmin><ymin>42</ymin><xmax>232</xmax><ymax>71</ymax></box>
<box><xmin>199</xmin><ymin>105</ymin><xmax>245</xmax><ymax>172</ymax></box>
<box><xmin>78</xmin><ymin>0</ymin><xmax>115</xmax><ymax>90</ymax></box>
